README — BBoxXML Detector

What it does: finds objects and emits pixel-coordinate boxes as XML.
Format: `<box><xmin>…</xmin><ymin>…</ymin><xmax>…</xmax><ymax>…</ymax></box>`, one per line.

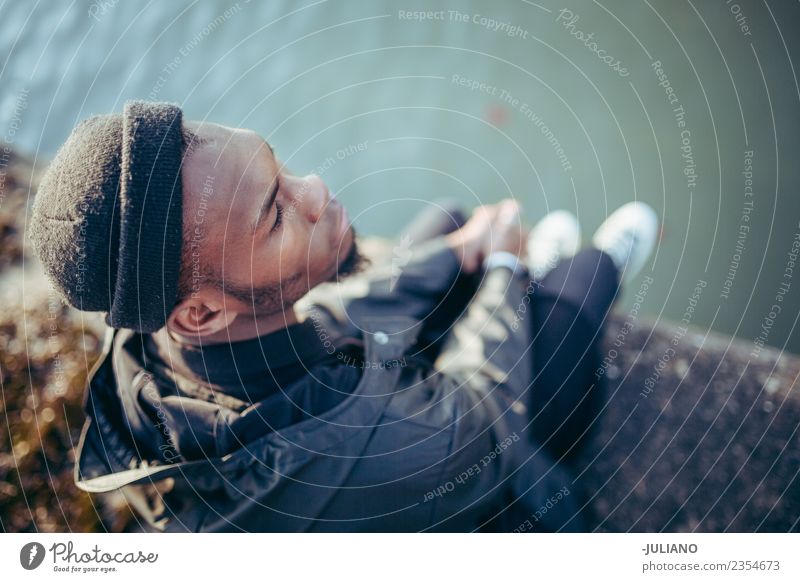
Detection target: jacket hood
<box><xmin>74</xmin><ymin>327</ymin><xmax>232</xmax><ymax>494</ymax></box>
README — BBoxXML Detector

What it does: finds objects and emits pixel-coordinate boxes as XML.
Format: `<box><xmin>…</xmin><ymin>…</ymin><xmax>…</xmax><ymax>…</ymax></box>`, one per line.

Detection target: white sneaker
<box><xmin>527</xmin><ymin>210</ymin><xmax>582</xmax><ymax>280</ymax></box>
<box><xmin>592</xmin><ymin>202</ymin><xmax>659</xmax><ymax>284</ymax></box>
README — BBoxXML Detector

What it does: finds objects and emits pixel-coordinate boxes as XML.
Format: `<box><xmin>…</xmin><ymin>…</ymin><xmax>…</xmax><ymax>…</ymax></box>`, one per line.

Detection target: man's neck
<box><xmin>167</xmin><ymin>306</ymin><xmax>300</xmax><ymax>347</ymax></box>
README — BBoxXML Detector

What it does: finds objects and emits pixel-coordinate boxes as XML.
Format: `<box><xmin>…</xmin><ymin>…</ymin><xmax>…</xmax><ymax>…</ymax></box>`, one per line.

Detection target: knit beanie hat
<box><xmin>31</xmin><ymin>101</ymin><xmax>184</xmax><ymax>333</ymax></box>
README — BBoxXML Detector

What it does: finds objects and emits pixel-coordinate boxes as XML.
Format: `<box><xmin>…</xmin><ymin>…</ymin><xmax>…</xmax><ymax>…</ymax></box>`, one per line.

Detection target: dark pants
<box><xmin>401</xmin><ymin>204</ymin><xmax>619</xmax><ymax>464</ymax></box>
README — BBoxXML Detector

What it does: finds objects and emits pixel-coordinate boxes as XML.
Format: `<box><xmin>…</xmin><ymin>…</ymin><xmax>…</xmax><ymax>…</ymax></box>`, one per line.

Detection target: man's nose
<box><xmin>292</xmin><ymin>174</ymin><xmax>328</xmax><ymax>223</ymax></box>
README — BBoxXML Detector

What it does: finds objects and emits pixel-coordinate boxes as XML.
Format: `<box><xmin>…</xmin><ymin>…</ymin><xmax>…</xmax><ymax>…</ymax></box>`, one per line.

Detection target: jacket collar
<box><xmin>74</xmin><ymin>314</ymin><xmax>423</xmax><ymax>494</ymax></box>
<box><xmin>145</xmin><ymin>319</ymin><xmax>333</xmax><ymax>389</ymax></box>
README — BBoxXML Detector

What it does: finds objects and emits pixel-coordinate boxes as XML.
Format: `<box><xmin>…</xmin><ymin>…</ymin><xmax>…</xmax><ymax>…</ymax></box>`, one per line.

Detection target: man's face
<box><xmin>180</xmin><ymin>121</ymin><xmax>361</xmax><ymax>316</ymax></box>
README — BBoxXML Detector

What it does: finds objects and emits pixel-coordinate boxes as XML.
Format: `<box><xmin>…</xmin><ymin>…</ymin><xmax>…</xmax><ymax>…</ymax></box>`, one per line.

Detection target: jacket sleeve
<box><xmin>298</xmin><ymin>236</ymin><xmax>463</xmax><ymax>339</ymax></box>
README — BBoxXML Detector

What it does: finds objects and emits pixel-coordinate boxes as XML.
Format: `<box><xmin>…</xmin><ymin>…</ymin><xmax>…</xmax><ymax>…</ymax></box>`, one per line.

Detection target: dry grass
<box><xmin>0</xmin><ymin>151</ymin><xmax>129</xmax><ymax>532</ymax></box>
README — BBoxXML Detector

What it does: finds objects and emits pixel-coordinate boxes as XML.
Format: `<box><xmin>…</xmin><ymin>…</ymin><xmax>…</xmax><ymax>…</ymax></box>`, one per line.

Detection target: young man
<box><xmin>32</xmin><ymin>101</ymin><xmax>658</xmax><ymax>532</ymax></box>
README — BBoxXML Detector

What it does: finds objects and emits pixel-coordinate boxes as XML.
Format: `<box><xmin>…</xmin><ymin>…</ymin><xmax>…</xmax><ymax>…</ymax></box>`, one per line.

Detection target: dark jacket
<box><xmin>74</xmin><ymin>237</ymin><xmax>582</xmax><ymax>531</ymax></box>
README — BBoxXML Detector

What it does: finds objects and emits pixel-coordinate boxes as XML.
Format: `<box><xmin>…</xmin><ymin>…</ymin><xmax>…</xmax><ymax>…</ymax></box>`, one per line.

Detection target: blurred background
<box><xmin>1</xmin><ymin>0</ymin><xmax>798</xmax><ymax>531</ymax></box>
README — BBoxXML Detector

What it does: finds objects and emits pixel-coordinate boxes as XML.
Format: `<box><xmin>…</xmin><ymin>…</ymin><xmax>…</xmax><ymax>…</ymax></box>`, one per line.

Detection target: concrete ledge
<box><xmin>575</xmin><ymin>315</ymin><xmax>800</xmax><ymax>532</ymax></box>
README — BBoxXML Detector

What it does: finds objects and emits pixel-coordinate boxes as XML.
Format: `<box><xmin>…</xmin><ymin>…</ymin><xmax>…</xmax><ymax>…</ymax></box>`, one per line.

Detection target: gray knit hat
<box><xmin>31</xmin><ymin>101</ymin><xmax>184</xmax><ymax>333</ymax></box>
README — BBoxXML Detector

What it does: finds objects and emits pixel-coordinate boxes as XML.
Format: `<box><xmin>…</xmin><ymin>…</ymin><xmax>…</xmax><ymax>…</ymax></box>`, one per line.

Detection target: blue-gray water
<box><xmin>2</xmin><ymin>0</ymin><xmax>798</xmax><ymax>354</ymax></box>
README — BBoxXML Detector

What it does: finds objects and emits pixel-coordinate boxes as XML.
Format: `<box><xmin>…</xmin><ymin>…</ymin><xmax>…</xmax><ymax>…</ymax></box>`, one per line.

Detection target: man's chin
<box><xmin>328</xmin><ymin>228</ymin><xmax>368</xmax><ymax>283</ymax></box>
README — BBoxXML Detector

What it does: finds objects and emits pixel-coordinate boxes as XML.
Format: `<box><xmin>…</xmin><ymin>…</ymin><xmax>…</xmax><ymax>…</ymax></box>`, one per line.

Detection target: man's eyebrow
<box><xmin>254</xmin><ymin>140</ymin><xmax>279</xmax><ymax>232</ymax></box>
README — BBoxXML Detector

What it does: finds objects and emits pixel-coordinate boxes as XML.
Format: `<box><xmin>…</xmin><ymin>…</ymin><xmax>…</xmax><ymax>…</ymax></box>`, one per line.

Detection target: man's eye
<box><xmin>272</xmin><ymin>202</ymin><xmax>284</xmax><ymax>232</ymax></box>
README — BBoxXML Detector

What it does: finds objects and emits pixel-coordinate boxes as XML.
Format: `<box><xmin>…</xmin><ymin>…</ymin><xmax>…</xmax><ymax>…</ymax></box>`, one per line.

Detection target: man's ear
<box><xmin>167</xmin><ymin>290</ymin><xmax>238</xmax><ymax>337</ymax></box>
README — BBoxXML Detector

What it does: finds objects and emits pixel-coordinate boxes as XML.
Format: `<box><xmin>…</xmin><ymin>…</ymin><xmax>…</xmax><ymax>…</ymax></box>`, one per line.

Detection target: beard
<box><xmin>327</xmin><ymin>229</ymin><xmax>369</xmax><ymax>282</ymax></box>
<box><xmin>220</xmin><ymin>228</ymin><xmax>369</xmax><ymax>317</ymax></box>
